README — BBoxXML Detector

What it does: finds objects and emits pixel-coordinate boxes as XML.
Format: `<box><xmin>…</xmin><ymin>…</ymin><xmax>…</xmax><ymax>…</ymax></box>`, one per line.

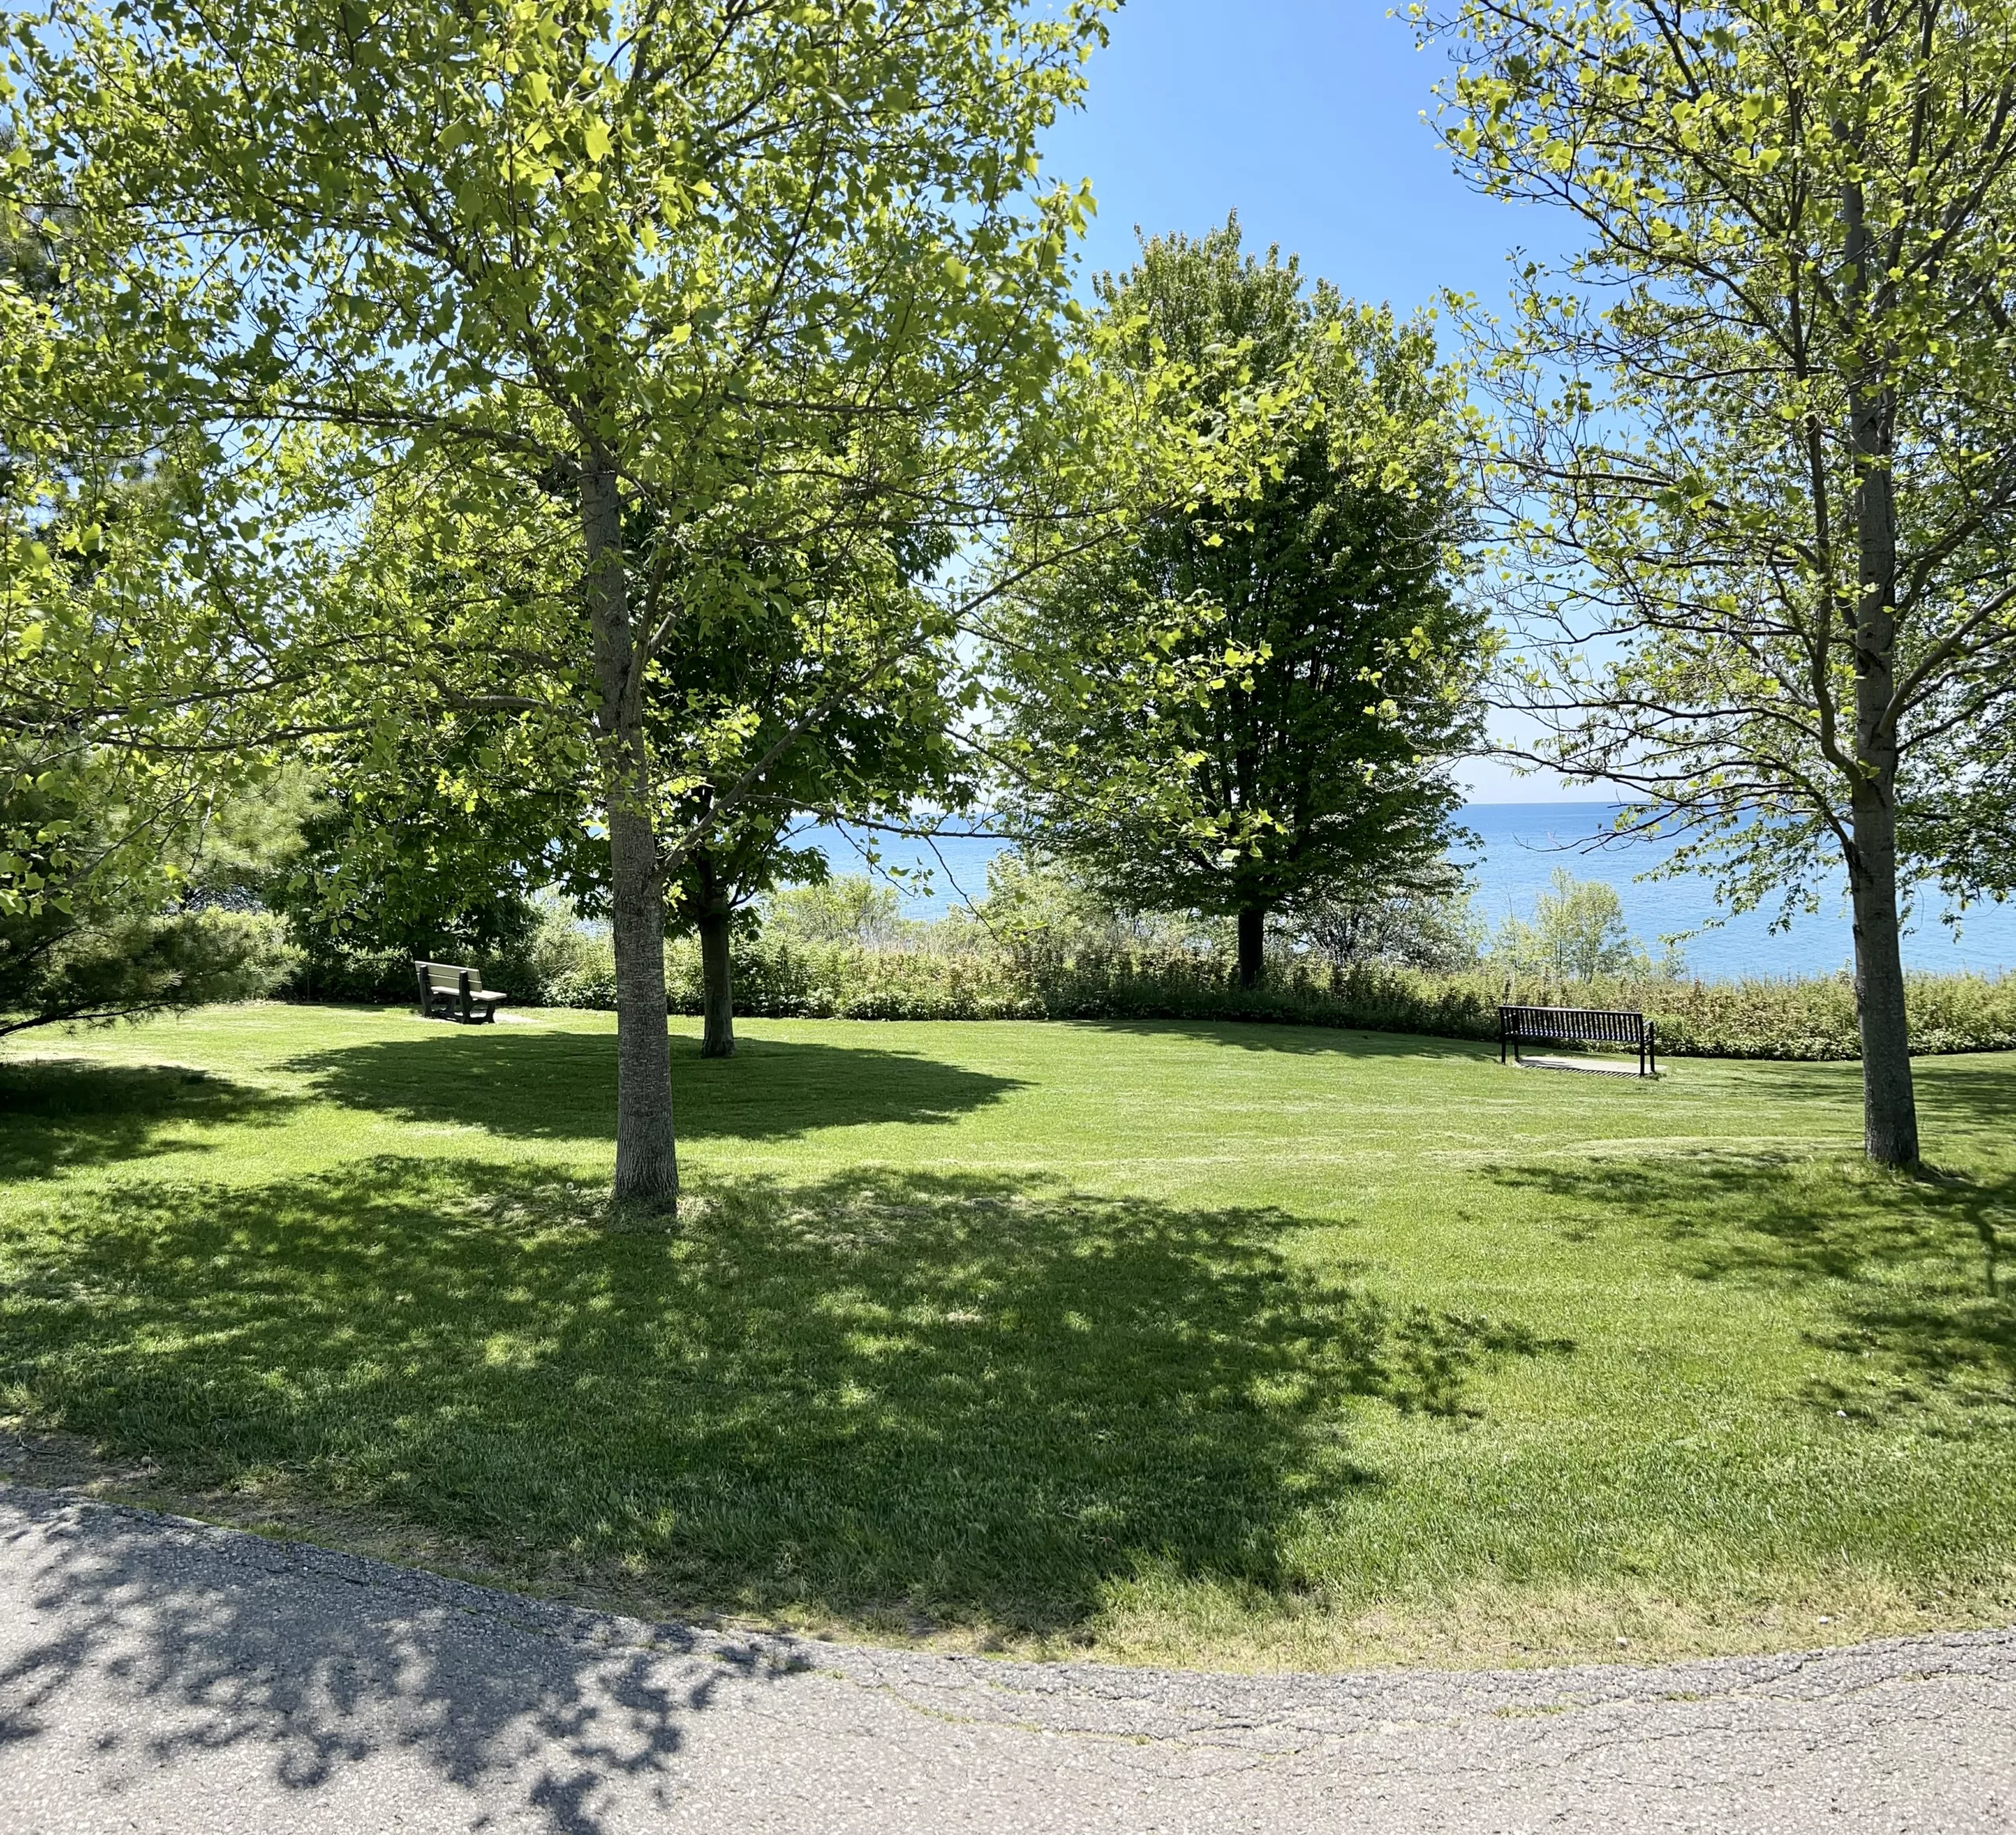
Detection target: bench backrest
<box><xmin>416</xmin><ymin>961</ymin><xmax>484</xmax><ymax>994</ymax></box>
<box><xmin>1499</xmin><ymin>1003</ymin><xmax>1646</xmax><ymax>1045</ymax></box>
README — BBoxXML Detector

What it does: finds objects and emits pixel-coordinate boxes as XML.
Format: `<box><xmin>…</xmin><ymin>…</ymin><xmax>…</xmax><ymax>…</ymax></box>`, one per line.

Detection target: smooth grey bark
<box><xmin>582</xmin><ymin>449</ymin><xmax>680</xmax><ymax>1207</ymax></box>
<box><xmin>696</xmin><ymin>901</ymin><xmax>736</xmax><ymax>1059</ymax></box>
<box><xmin>1236</xmin><ymin>905</ymin><xmax>1266</xmax><ymax>990</ymax></box>
<box><xmin>1843</xmin><ymin>176</ymin><xmax>1921</xmax><ymax>1170</ymax></box>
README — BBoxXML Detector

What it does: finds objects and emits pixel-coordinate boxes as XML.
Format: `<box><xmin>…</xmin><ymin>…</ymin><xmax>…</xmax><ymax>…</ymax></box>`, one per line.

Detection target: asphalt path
<box><xmin>2</xmin><ymin>1485</ymin><xmax>2011</xmax><ymax>1833</ymax></box>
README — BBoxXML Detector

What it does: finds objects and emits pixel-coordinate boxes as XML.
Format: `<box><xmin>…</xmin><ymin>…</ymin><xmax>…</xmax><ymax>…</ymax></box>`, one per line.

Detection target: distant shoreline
<box><xmin>796</xmin><ymin>806</ymin><xmax>2016</xmax><ymax>981</ymax></box>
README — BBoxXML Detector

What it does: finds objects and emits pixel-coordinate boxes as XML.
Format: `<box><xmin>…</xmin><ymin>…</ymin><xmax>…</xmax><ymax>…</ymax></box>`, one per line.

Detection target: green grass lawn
<box><xmin>2</xmin><ymin>1003</ymin><xmax>2013</xmax><ymax>1670</ymax></box>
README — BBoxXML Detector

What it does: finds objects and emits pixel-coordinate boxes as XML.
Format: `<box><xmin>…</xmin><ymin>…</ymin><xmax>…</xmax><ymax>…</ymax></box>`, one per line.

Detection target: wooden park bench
<box><xmin>1499</xmin><ymin>1003</ymin><xmax>1657</xmax><ymax>1077</ymax></box>
<box><xmin>413</xmin><ymin>961</ymin><xmax>507</xmax><ymax>1025</ymax></box>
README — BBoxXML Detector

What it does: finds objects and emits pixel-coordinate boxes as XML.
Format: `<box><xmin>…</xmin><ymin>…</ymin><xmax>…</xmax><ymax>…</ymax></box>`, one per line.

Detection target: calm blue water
<box><xmin>799</xmin><ymin>806</ymin><xmax>2016</xmax><ymax>981</ymax></box>
<box><xmin>1458</xmin><ymin>805</ymin><xmax>2016</xmax><ymax>981</ymax></box>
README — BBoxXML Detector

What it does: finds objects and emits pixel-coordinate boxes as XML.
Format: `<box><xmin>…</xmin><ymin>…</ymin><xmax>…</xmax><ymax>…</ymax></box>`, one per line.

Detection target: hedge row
<box><xmin>518</xmin><ymin>936</ymin><xmax>2016</xmax><ymax>1062</ymax></box>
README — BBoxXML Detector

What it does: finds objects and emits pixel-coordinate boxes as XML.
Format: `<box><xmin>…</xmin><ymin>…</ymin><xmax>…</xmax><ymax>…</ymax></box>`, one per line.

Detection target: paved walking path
<box><xmin>3</xmin><ymin>1485</ymin><xmax>2011</xmax><ymax>1833</ymax></box>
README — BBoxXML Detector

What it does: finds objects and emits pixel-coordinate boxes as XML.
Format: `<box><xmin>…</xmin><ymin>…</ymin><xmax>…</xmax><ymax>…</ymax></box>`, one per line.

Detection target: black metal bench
<box><xmin>414</xmin><ymin>961</ymin><xmax>507</xmax><ymax>1024</ymax></box>
<box><xmin>1499</xmin><ymin>1003</ymin><xmax>1656</xmax><ymax>1076</ymax></box>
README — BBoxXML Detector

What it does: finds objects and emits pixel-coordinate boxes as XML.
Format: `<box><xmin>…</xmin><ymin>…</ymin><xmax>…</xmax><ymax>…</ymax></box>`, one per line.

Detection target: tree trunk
<box><xmin>697</xmin><ymin>900</ymin><xmax>736</xmax><ymax>1059</ymax></box>
<box><xmin>1841</xmin><ymin>177</ymin><xmax>1920</xmax><ymax>1170</ymax></box>
<box><xmin>1236</xmin><ymin>905</ymin><xmax>1266</xmax><ymax>990</ymax></box>
<box><xmin>582</xmin><ymin>450</ymin><xmax>680</xmax><ymax>1209</ymax></box>
<box><xmin>1844</xmin><ymin>445</ymin><xmax>1918</xmax><ymax>1166</ymax></box>
<box><xmin>1846</xmin><ymin>788</ymin><xmax>1918</xmax><ymax>1166</ymax></box>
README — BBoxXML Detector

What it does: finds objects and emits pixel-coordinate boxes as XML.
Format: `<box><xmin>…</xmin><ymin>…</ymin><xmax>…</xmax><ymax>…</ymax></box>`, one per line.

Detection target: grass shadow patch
<box><xmin>1487</xmin><ymin>1147</ymin><xmax>2016</xmax><ymax>1429</ymax></box>
<box><xmin>0</xmin><ymin>1158</ymin><xmax>1562</xmax><ymax>1636</ymax></box>
<box><xmin>282</xmin><ymin>1029</ymin><xmax>1024</xmax><ymax>1144</ymax></box>
<box><xmin>1914</xmin><ymin>1057</ymin><xmax>2016</xmax><ymax>1136</ymax></box>
<box><xmin>1070</xmin><ymin>1018</ymin><xmax>1495</xmax><ymax>1061</ymax></box>
<box><xmin>0</xmin><ymin>1058</ymin><xmax>300</xmax><ymax>1183</ymax></box>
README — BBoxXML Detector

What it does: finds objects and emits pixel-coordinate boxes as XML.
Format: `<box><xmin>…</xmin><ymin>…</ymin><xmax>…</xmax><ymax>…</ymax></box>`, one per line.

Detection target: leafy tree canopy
<box><xmin>990</xmin><ymin>218</ymin><xmax>1489</xmax><ymax>984</ymax></box>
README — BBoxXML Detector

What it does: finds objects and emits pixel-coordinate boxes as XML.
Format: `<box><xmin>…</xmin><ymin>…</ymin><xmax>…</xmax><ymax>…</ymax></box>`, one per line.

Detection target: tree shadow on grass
<box><xmin>0</xmin><ymin>1059</ymin><xmax>300</xmax><ymax>1184</ymax></box>
<box><xmin>1914</xmin><ymin>1056</ymin><xmax>2016</xmax><ymax>1137</ymax></box>
<box><xmin>1484</xmin><ymin>1147</ymin><xmax>2016</xmax><ymax>1429</ymax></box>
<box><xmin>0</xmin><ymin>1158</ymin><xmax>1564</xmax><ymax>1635</ymax></box>
<box><xmin>280</xmin><ymin>1029</ymin><xmax>1022</xmax><ymax>1144</ymax></box>
<box><xmin>1069</xmin><ymin>1018</ymin><xmax>1495</xmax><ymax>1061</ymax></box>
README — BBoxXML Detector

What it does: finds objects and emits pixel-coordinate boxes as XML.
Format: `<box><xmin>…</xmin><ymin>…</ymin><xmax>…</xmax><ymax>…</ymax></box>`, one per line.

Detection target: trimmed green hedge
<box><xmin>527</xmin><ymin>936</ymin><xmax>2016</xmax><ymax>1061</ymax></box>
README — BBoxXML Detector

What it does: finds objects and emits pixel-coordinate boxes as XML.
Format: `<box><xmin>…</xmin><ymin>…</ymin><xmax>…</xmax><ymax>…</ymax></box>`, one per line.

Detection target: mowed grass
<box><xmin>2</xmin><ymin>1003</ymin><xmax>2013</xmax><ymax>1670</ymax></box>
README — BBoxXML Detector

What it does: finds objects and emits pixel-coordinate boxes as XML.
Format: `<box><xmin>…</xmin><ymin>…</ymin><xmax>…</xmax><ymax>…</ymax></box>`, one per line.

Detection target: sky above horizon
<box><xmin>1040</xmin><ymin>0</ymin><xmax>1579</xmax><ymax>803</ymax></box>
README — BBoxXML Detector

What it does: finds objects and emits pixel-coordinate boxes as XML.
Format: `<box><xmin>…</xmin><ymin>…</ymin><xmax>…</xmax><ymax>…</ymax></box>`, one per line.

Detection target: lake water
<box><xmin>799</xmin><ymin>804</ymin><xmax>2016</xmax><ymax>981</ymax></box>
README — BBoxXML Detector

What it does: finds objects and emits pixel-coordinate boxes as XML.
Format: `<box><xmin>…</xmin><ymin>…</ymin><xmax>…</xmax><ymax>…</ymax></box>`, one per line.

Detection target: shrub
<box><xmin>526</xmin><ymin>923</ymin><xmax>2016</xmax><ymax>1061</ymax></box>
<box><xmin>2</xmin><ymin>906</ymin><xmax>297</xmax><ymax>1037</ymax></box>
<box><xmin>273</xmin><ymin>866</ymin><xmax>2016</xmax><ymax>1062</ymax></box>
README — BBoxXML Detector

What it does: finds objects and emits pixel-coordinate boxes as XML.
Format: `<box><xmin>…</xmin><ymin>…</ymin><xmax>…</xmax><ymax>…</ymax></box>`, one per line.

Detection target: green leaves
<box><xmin>990</xmin><ymin>219</ymin><xmax>1485</xmax><ymax>931</ymax></box>
<box><xmin>16</xmin><ymin>0</ymin><xmax>1114</xmax><ymax>777</ymax></box>
<box><xmin>1421</xmin><ymin>0</ymin><xmax>2016</xmax><ymax>906</ymax></box>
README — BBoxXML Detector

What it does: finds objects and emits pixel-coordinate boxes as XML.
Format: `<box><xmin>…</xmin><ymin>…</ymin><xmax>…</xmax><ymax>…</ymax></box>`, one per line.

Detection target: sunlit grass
<box><xmin>2</xmin><ymin>1002</ymin><xmax>2012</xmax><ymax>1669</ymax></box>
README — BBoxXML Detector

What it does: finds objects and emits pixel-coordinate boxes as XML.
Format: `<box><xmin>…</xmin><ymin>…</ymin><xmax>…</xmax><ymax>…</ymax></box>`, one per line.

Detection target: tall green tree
<box><xmin>1420</xmin><ymin>0</ymin><xmax>2016</xmax><ymax>1167</ymax></box>
<box><xmin>297</xmin><ymin>476</ymin><xmax>974</xmax><ymax>1055</ymax></box>
<box><xmin>991</xmin><ymin>221</ymin><xmax>1486</xmax><ymax>987</ymax></box>
<box><xmin>652</xmin><ymin>546</ymin><xmax>972</xmax><ymax>1060</ymax></box>
<box><xmin>24</xmin><ymin>0</ymin><xmax>1109</xmax><ymax>1207</ymax></box>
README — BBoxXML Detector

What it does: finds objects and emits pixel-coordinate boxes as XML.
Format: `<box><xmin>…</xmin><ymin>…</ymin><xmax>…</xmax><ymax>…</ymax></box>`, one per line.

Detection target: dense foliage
<box><xmin>528</xmin><ymin>927</ymin><xmax>2016</xmax><ymax>1062</ymax></box>
<box><xmin>397</xmin><ymin>873</ymin><xmax>2015</xmax><ymax>1062</ymax></box>
<box><xmin>1</xmin><ymin>159</ymin><xmax>308</xmax><ymax>1033</ymax></box>
<box><xmin>0</xmin><ymin>751</ymin><xmax>294</xmax><ymax>1035</ymax></box>
<box><xmin>991</xmin><ymin>220</ymin><xmax>1487</xmax><ymax>987</ymax></box>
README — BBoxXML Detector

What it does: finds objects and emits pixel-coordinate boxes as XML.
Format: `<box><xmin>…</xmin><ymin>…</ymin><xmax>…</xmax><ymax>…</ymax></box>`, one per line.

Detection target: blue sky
<box><xmin>1040</xmin><ymin>0</ymin><xmax>1577</xmax><ymax>801</ymax></box>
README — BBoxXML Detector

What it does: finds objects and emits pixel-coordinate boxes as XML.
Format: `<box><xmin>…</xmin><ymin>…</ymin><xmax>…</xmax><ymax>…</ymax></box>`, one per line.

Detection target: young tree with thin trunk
<box><xmin>991</xmin><ymin>222</ymin><xmax>1484</xmax><ymax>987</ymax></box>
<box><xmin>654</xmin><ymin>555</ymin><xmax>970</xmax><ymax>1061</ymax></box>
<box><xmin>24</xmin><ymin>0</ymin><xmax>1108</xmax><ymax>1207</ymax></box>
<box><xmin>1418</xmin><ymin>0</ymin><xmax>2016</xmax><ymax>1167</ymax></box>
